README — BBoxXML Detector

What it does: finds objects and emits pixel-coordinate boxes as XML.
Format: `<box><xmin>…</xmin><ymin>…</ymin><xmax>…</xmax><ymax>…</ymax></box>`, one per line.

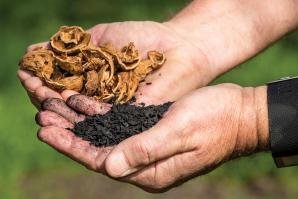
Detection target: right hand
<box><xmin>36</xmin><ymin>83</ymin><xmax>269</xmax><ymax>192</ymax></box>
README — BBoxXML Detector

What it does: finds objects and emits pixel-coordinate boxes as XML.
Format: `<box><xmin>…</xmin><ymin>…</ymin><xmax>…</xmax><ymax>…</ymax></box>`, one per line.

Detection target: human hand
<box><xmin>18</xmin><ymin>21</ymin><xmax>214</xmax><ymax>109</ymax></box>
<box><xmin>36</xmin><ymin>83</ymin><xmax>269</xmax><ymax>192</ymax></box>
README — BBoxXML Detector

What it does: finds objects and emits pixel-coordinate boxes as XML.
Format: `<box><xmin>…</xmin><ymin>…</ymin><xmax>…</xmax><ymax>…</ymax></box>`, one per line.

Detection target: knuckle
<box><xmin>24</xmin><ymin>77</ymin><xmax>40</xmax><ymax>92</ymax></box>
<box><xmin>35</xmin><ymin>86</ymin><xmax>45</xmax><ymax>96</ymax></box>
<box><xmin>133</xmin><ymin>140</ymin><xmax>153</xmax><ymax>165</ymax></box>
<box><xmin>23</xmin><ymin>78</ymin><xmax>32</xmax><ymax>88</ymax></box>
<box><xmin>35</xmin><ymin>86</ymin><xmax>48</xmax><ymax>101</ymax></box>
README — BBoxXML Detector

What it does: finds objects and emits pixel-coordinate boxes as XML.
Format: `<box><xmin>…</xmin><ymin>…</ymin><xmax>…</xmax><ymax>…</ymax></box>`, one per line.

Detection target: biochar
<box><xmin>70</xmin><ymin>102</ymin><xmax>173</xmax><ymax>147</ymax></box>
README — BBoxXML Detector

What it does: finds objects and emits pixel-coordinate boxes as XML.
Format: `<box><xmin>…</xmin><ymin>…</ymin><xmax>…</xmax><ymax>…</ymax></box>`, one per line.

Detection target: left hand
<box><xmin>36</xmin><ymin>83</ymin><xmax>269</xmax><ymax>192</ymax></box>
<box><xmin>18</xmin><ymin>21</ymin><xmax>213</xmax><ymax>109</ymax></box>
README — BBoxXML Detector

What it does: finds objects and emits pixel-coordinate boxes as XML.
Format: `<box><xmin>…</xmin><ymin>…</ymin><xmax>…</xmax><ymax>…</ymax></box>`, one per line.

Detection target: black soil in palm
<box><xmin>70</xmin><ymin>102</ymin><xmax>172</xmax><ymax>147</ymax></box>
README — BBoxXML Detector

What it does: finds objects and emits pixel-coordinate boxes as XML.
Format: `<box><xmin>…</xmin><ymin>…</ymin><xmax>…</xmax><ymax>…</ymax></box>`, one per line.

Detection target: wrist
<box><xmin>254</xmin><ymin>86</ymin><xmax>269</xmax><ymax>151</ymax></box>
<box><xmin>232</xmin><ymin>86</ymin><xmax>269</xmax><ymax>158</ymax></box>
<box><xmin>161</xmin><ymin>21</ymin><xmax>218</xmax><ymax>87</ymax></box>
<box><xmin>162</xmin><ymin>20</ymin><xmax>219</xmax><ymax>83</ymax></box>
<box><xmin>166</xmin><ymin>0</ymin><xmax>298</xmax><ymax>78</ymax></box>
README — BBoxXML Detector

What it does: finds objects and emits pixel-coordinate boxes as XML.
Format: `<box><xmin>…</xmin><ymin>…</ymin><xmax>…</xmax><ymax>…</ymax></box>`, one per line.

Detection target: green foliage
<box><xmin>0</xmin><ymin>0</ymin><xmax>297</xmax><ymax>198</ymax></box>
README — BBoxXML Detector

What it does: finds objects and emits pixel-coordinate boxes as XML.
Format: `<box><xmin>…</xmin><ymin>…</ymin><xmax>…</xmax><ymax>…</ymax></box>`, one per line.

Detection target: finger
<box><xmin>38</xmin><ymin>126</ymin><xmax>113</xmax><ymax>172</ymax></box>
<box><xmin>42</xmin><ymin>98</ymin><xmax>85</xmax><ymax>123</ymax></box>
<box><xmin>121</xmin><ymin>150</ymin><xmax>202</xmax><ymax>193</ymax></box>
<box><xmin>35</xmin><ymin>86</ymin><xmax>63</xmax><ymax>102</ymax></box>
<box><xmin>24</xmin><ymin>86</ymin><xmax>62</xmax><ymax>110</ymax></box>
<box><xmin>36</xmin><ymin>111</ymin><xmax>74</xmax><ymax>129</ymax></box>
<box><xmin>66</xmin><ymin>94</ymin><xmax>111</xmax><ymax>116</ymax></box>
<box><xmin>18</xmin><ymin>69</ymin><xmax>63</xmax><ymax>106</ymax></box>
<box><xmin>17</xmin><ymin>69</ymin><xmax>34</xmax><ymax>83</ymax></box>
<box><xmin>27</xmin><ymin>42</ymin><xmax>49</xmax><ymax>52</ymax></box>
<box><xmin>23</xmin><ymin>76</ymin><xmax>43</xmax><ymax>93</ymax></box>
<box><xmin>105</xmin><ymin>108</ymin><xmax>195</xmax><ymax>178</ymax></box>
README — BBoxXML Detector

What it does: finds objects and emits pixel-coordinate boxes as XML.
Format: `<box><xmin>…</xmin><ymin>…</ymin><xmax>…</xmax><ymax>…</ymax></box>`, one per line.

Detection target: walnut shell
<box><xmin>50</xmin><ymin>26</ymin><xmax>91</xmax><ymax>55</ymax></box>
<box><xmin>19</xmin><ymin>48</ymin><xmax>54</xmax><ymax>79</ymax></box>
<box><xmin>55</xmin><ymin>54</ymin><xmax>83</xmax><ymax>75</ymax></box>
<box><xmin>112</xmin><ymin>71</ymin><xmax>139</xmax><ymax>103</ymax></box>
<box><xmin>101</xmin><ymin>42</ymin><xmax>141</xmax><ymax>70</ymax></box>
<box><xmin>133</xmin><ymin>59</ymin><xmax>154</xmax><ymax>81</ymax></box>
<box><xmin>44</xmin><ymin>75</ymin><xmax>84</xmax><ymax>92</ymax></box>
<box><xmin>81</xmin><ymin>47</ymin><xmax>109</xmax><ymax>71</ymax></box>
<box><xmin>43</xmin><ymin>76</ymin><xmax>66</xmax><ymax>92</ymax></box>
<box><xmin>84</xmin><ymin>70</ymin><xmax>99</xmax><ymax>96</ymax></box>
<box><xmin>126</xmin><ymin>72</ymin><xmax>139</xmax><ymax>102</ymax></box>
<box><xmin>148</xmin><ymin>51</ymin><xmax>166</xmax><ymax>69</ymax></box>
<box><xmin>133</xmin><ymin>51</ymin><xmax>166</xmax><ymax>82</ymax></box>
<box><xmin>117</xmin><ymin>42</ymin><xmax>141</xmax><ymax>70</ymax></box>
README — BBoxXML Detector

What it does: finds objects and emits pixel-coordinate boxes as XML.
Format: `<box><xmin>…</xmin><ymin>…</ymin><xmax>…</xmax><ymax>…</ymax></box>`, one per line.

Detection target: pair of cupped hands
<box><xmin>18</xmin><ymin>21</ymin><xmax>266</xmax><ymax>192</ymax></box>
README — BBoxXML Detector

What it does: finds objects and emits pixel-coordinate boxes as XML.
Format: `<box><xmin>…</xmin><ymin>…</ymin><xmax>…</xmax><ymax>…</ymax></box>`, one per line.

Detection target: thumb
<box><xmin>105</xmin><ymin>111</ymin><xmax>194</xmax><ymax>178</ymax></box>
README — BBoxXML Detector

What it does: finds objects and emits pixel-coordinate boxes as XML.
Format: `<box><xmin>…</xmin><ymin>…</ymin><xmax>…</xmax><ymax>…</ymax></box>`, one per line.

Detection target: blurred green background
<box><xmin>0</xmin><ymin>0</ymin><xmax>297</xmax><ymax>198</ymax></box>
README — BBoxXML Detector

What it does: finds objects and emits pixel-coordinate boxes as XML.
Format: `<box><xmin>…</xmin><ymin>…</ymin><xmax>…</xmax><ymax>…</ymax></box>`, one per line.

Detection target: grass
<box><xmin>0</xmin><ymin>0</ymin><xmax>297</xmax><ymax>198</ymax></box>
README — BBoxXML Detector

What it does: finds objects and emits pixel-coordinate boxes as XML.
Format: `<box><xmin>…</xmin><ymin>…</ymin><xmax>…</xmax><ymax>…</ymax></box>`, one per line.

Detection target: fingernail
<box><xmin>107</xmin><ymin>152</ymin><xmax>135</xmax><ymax>178</ymax></box>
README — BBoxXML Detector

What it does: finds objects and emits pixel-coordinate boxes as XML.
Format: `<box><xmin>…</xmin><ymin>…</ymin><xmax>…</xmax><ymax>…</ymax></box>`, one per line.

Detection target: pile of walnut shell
<box><xmin>19</xmin><ymin>26</ymin><xmax>165</xmax><ymax>104</ymax></box>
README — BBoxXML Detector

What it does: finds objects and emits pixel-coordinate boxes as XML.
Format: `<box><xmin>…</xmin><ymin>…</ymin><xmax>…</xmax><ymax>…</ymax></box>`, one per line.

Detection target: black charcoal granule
<box><xmin>70</xmin><ymin>102</ymin><xmax>173</xmax><ymax>147</ymax></box>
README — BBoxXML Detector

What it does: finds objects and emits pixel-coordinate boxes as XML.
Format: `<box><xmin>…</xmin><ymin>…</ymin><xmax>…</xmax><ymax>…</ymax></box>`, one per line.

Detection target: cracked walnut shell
<box><xmin>19</xmin><ymin>48</ymin><xmax>54</xmax><ymax>79</ymax></box>
<box><xmin>51</xmin><ymin>26</ymin><xmax>91</xmax><ymax>55</ymax></box>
